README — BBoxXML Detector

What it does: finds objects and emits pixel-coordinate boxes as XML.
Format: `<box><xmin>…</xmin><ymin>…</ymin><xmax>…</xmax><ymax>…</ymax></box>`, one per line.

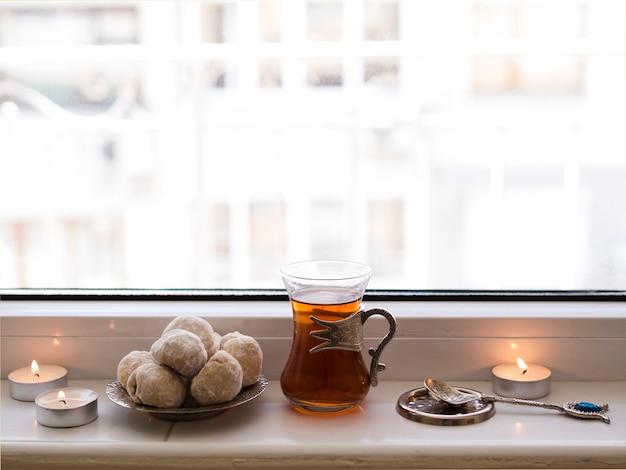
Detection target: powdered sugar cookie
<box><xmin>222</xmin><ymin>334</ymin><xmax>263</xmax><ymax>387</ymax></box>
<box><xmin>116</xmin><ymin>350</ymin><xmax>154</xmax><ymax>391</ymax></box>
<box><xmin>127</xmin><ymin>362</ymin><xmax>186</xmax><ymax>408</ymax></box>
<box><xmin>162</xmin><ymin>316</ymin><xmax>217</xmax><ymax>355</ymax></box>
<box><xmin>190</xmin><ymin>350</ymin><xmax>243</xmax><ymax>405</ymax></box>
<box><xmin>151</xmin><ymin>328</ymin><xmax>207</xmax><ymax>378</ymax></box>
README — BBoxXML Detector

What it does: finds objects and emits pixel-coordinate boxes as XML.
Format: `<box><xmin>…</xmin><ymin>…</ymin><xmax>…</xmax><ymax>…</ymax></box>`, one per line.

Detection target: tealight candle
<box><xmin>492</xmin><ymin>358</ymin><xmax>551</xmax><ymax>399</ymax></box>
<box><xmin>35</xmin><ymin>387</ymin><xmax>98</xmax><ymax>428</ymax></box>
<box><xmin>8</xmin><ymin>360</ymin><xmax>68</xmax><ymax>401</ymax></box>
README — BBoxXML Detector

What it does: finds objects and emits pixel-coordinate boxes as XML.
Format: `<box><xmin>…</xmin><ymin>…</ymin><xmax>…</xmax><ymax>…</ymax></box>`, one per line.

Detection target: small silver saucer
<box><xmin>106</xmin><ymin>375</ymin><xmax>268</xmax><ymax>421</ymax></box>
<box><xmin>397</xmin><ymin>386</ymin><xmax>495</xmax><ymax>426</ymax></box>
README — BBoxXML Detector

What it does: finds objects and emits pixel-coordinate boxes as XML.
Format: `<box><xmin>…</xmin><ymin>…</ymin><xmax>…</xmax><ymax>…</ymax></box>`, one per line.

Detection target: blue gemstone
<box><xmin>574</xmin><ymin>402</ymin><xmax>602</xmax><ymax>412</ymax></box>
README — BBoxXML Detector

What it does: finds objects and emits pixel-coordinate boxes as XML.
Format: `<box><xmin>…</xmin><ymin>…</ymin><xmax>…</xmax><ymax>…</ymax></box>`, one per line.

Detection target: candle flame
<box><xmin>58</xmin><ymin>390</ymin><xmax>67</xmax><ymax>406</ymax></box>
<box><xmin>31</xmin><ymin>360</ymin><xmax>40</xmax><ymax>377</ymax></box>
<box><xmin>517</xmin><ymin>357</ymin><xmax>528</xmax><ymax>375</ymax></box>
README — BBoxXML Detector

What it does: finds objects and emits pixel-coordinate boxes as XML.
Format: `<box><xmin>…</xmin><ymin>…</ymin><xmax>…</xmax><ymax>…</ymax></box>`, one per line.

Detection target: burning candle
<box><xmin>492</xmin><ymin>358</ymin><xmax>551</xmax><ymax>399</ymax></box>
<box><xmin>8</xmin><ymin>360</ymin><xmax>68</xmax><ymax>401</ymax></box>
<box><xmin>35</xmin><ymin>387</ymin><xmax>98</xmax><ymax>428</ymax></box>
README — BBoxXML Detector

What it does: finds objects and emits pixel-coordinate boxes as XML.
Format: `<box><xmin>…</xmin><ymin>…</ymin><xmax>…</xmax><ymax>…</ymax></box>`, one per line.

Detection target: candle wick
<box><xmin>34</xmin><ymin>373</ymin><xmax>40</xmax><ymax>378</ymax></box>
<box><xmin>522</xmin><ymin>368</ymin><xmax>528</xmax><ymax>375</ymax></box>
<box><xmin>61</xmin><ymin>400</ymin><xmax>67</xmax><ymax>406</ymax></box>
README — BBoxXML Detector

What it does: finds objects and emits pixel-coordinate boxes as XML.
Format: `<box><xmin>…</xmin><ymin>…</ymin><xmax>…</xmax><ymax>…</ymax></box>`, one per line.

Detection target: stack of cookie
<box><xmin>116</xmin><ymin>316</ymin><xmax>263</xmax><ymax>408</ymax></box>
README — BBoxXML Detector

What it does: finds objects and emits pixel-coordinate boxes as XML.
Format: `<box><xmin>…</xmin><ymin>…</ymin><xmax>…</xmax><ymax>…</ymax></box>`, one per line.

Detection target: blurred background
<box><xmin>0</xmin><ymin>0</ymin><xmax>624</xmax><ymax>290</ymax></box>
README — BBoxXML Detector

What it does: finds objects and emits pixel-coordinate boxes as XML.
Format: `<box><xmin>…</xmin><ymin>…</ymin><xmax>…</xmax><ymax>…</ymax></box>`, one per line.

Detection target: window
<box><xmin>0</xmin><ymin>0</ymin><xmax>624</xmax><ymax>291</ymax></box>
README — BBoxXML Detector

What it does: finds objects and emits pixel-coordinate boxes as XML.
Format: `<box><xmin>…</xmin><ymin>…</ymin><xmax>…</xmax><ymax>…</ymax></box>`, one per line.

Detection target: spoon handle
<box><xmin>482</xmin><ymin>395</ymin><xmax>610</xmax><ymax>423</ymax></box>
<box><xmin>483</xmin><ymin>395</ymin><xmax>562</xmax><ymax>410</ymax></box>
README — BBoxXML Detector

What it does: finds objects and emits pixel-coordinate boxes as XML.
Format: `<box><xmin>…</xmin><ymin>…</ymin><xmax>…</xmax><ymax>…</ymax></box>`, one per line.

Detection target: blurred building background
<box><xmin>0</xmin><ymin>0</ymin><xmax>624</xmax><ymax>290</ymax></box>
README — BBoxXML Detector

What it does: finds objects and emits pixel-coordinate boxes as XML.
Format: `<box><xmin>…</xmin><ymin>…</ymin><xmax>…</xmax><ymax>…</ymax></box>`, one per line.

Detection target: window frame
<box><xmin>1</xmin><ymin>289</ymin><xmax>624</xmax><ymax>302</ymax></box>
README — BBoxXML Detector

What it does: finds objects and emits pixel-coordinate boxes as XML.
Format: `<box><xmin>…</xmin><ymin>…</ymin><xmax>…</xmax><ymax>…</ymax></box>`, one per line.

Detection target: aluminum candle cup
<box><xmin>35</xmin><ymin>387</ymin><xmax>98</xmax><ymax>428</ymax></box>
<box><xmin>492</xmin><ymin>363</ymin><xmax>551</xmax><ymax>399</ymax></box>
<box><xmin>8</xmin><ymin>364</ymin><xmax>68</xmax><ymax>401</ymax></box>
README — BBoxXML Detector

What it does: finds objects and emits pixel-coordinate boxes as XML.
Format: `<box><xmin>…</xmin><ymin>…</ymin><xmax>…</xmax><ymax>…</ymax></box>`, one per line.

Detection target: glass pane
<box><xmin>0</xmin><ymin>0</ymin><xmax>624</xmax><ymax>290</ymax></box>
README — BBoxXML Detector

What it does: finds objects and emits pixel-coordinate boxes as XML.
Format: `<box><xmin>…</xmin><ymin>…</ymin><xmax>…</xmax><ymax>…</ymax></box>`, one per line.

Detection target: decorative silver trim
<box><xmin>309</xmin><ymin>310</ymin><xmax>363</xmax><ymax>353</ymax></box>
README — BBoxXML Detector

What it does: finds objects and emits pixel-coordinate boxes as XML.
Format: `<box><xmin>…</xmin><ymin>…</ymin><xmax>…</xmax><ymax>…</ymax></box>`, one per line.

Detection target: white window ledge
<box><xmin>2</xmin><ymin>379</ymin><xmax>625</xmax><ymax>469</ymax></box>
<box><xmin>1</xmin><ymin>298</ymin><xmax>625</xmax><ymax>468</ymax></box>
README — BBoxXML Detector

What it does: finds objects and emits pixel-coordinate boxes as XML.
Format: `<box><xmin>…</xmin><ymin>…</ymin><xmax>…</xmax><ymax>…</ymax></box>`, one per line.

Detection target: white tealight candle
<box><xmin>8</xmin><ymin>360</ymin><xmax>68</xmax><ymax>401</ymax></box>
<box><xmin>492</xmin><ymin>358</ymin><xmax>551</xmax><ymax>399</ymax></box>
<box><xmin>35</xmin><ymin>387</ymin><xmax>98</xmax><ymax>428</ymax></box>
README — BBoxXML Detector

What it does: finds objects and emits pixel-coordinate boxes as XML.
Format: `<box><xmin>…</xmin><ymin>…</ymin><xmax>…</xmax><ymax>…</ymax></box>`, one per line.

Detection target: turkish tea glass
<box><xmin>280</xmin><ymin>260</ymin><xmax>396</xmax><ymax>414</ymax></box>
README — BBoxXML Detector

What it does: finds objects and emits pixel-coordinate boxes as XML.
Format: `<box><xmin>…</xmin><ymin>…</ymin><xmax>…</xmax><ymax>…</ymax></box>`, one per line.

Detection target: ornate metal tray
<box><xmin>106</xmin><ymin>375</ymin><xmax>268</xmax><ymax>421</ymax></box>
<box><xmin>396</xmin><ymin>386</ymin><xmax>495</xmax><ymax>426</ymax></box>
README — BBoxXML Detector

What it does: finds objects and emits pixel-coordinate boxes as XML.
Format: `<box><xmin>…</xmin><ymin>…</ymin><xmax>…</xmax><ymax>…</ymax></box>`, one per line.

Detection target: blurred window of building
<box><xmin>0</xmin><ymin>0</ymin><xmax>624</xmax><ymax>291</ymax></box>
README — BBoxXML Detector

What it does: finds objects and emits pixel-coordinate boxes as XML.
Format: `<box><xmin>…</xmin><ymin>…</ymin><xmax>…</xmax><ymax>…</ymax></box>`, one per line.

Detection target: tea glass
<box><xmin>280</xmin><ymin>260</ymin><xmax>396</xmax><ymax>414</ymax></box>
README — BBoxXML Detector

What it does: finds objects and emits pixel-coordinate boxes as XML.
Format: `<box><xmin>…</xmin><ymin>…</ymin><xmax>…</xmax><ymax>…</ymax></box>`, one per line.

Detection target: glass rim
<box><xmin>280</xmin><ymin>260</ymin><xmax>372</xmax><ymax>282</ymax></box>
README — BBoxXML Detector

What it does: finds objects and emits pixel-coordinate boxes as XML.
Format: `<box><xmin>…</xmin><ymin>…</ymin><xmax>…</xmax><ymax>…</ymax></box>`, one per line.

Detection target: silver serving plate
<box><xmin>106</xmin><ymin>375</ymin><xmax>268</xmax><ymax>421</ymax></box>
<box><xmin>397</xmin><ymin>386</ymin><xmax>496</xmax><ymax>426</ymax></box>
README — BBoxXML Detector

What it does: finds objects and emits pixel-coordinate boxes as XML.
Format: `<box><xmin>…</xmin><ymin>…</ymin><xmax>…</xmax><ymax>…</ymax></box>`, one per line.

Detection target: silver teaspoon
<box><xmin>424</xmin><ymin>378</ymin><xmax>610</xmax><ymax>424</ymax></box>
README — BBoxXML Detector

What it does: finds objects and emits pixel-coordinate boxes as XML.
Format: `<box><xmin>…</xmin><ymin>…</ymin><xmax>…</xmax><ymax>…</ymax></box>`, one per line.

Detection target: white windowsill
<box><xmin>1</xmin><ymin>298</ymin><xmax>625</xmax><ymax>468</ymax></box>
<box><xmin>2</xmin><ymin>378</ymin><xmax>625</xmax><ymax>469</ymax></box>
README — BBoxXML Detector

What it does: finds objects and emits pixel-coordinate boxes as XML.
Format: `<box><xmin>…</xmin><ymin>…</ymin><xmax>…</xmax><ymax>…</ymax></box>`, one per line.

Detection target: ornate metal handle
<box><xmin>309</xmin><ymin>307</ymin><xmax>396</xmax><ymax>387</ymax></box>
<box><xmin>361</xmin><ymin>308</ymin><xmax>397</xmax><ymax>387</ymax></box>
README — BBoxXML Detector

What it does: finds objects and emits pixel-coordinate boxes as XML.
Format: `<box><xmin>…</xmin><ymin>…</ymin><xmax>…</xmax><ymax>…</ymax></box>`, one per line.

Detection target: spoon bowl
<box><xmin>424</xmin><ymin>379</ymin><xmax>482</xmax><ymax>405</ymax></box>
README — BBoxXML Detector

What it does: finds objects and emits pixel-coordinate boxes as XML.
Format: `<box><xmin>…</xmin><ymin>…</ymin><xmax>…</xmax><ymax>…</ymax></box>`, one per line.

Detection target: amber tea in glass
<box><xmin>280</xmin><ymin>260</ymin><xmax>396</xmax><ymax>414</ymax></box>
